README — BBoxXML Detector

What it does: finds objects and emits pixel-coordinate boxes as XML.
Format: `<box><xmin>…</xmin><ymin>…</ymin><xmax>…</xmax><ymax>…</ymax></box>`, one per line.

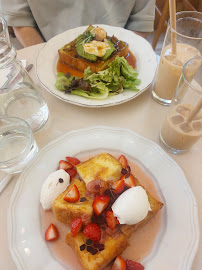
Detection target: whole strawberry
<box><xmin>83</xmin><ymin>223</ymin><xmax>101</xmax><ymax>242</ymax></box>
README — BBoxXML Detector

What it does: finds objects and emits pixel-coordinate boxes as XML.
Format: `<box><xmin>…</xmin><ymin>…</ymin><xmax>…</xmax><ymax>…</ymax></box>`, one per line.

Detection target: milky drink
<box><xmin>153</xmin><ymin>43</ymin><xmax>200</xmax><ymax>101</ymax></box>
<box><xmin>161</xmin><ymin>104</ymin><xmax>202</xmax><ymax>151</ymax></box>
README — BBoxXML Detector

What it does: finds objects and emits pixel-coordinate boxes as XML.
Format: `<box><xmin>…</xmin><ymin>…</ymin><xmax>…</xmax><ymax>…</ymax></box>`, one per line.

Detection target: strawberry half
<box><xmin>121</xmin><ymin>173</ymin><xmax>136</xmax><ymax>188</ymax></box>
<box><xmin>112</xmin><ymin>179</ymin><xmax>125</xmax><ymax>194</ymax></box>
<box><xmin>92</xmin><ymin>195</ymin><xmax>110</xmax><ymax>216</ymax></box>
<box><xmin>111</xmin><ymin>255</ymin><xmax>126</xmax><ymax>270</ymax></box>
<box><xmin>118</xmin><ymin>155</ymin><xmax>128</xmax><ymax>169</ymax></box>
<box><xmin>64</xmin><ymin>184</ymin><xmax>79</xmax><ymax>202</ymax></box>
<box><xmin>45</xmin><ymin>223</ymin><xmax>59</xmax><ymax>241</ymax></box>
<box><xmin>106</xmin><ymin>210</ymin><xmax>119</xmax><ymax>230</ymax></box>
<box><xmin>66</xmin><ymin>168</ymin><xmax>77</xmax><ymax>179</ymax></box>
<box><xmin>70</xmin><ymin>218</ymin><xmax>82</xmax><ymax>237</ymax></box>
<box><xmin>65</xmin><ymin>156</ymin><xmax>81</xmax><ymax>166</ymax></box>
<box><xmin>58</xmin><ymin>160</ymin><xmax>73</xmax><ymax>170</ymax></box>
<box><xmin>83</xmin><ymin>223</ymin><xmax>101</xmax><ymax>242</ymax></box>
<box><xmin>126</xmin><ymin>260</ymin><xmax>144</xmax><ymax>270</ymax></box>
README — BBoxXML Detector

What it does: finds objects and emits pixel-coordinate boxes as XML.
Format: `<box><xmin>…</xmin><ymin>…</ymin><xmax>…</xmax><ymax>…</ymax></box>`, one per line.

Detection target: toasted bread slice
<box><xmin>52</xmin><ymin>178</ymin><xmax>93</xmax><ymax>225</ymax></box>
<box><xmin>65</xmin><ymin>231</ymin><xmax>129</xmax><ymax>270</ymax></box>
<box><xmin>76</xmin><ymin>153</ymin><xmax>122</xmax><ymax>186</ymax></box>
<box><xmin>58</xmin><ymin>31</ymin><xmax>129</xmax><ymax>73</ymax></box>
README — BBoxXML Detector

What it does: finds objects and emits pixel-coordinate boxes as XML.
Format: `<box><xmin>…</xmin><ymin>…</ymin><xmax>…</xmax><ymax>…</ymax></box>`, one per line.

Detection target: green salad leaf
<box><xmin>55</xmin><ymin>56</ymin><xmax>141</xmax><ymax>99</ymax></box>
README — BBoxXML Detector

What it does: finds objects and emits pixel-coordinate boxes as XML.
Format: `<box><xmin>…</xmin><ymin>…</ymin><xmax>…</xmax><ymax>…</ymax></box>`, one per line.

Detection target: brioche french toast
<box><xmin>65</xmin><ymin>231</ymin><xmax>129</xmax><ymax>270</ymax></box>
<box><xmin>52</xmin><ymin>178</ymin><xmax>94</xmax><ymax>225</ymax></box>
<box><xmin>76</xmin><ymin>152</ymin><xmax>123</xmax><ymax>185</ymax></box>
<box><xmin>58</xmin><ymin>25</ymin><xmax>129</xmax><ymax>73</ymax></box>
<box><xmin>51</xmin><ymin>153</ymin><xmax>163</xmax><ymax>270</ymax></box>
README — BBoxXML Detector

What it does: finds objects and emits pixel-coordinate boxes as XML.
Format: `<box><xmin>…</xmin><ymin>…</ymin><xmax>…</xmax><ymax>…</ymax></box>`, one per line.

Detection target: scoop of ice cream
<box><xmin>112</xmin><ymin>186</ymin><xmax>151</xmax><ymax>225</ymax></box>
<box><xmin>40</xmin><ymin>169</ymin><xmax>70</xmax><ymax>210</ymax></box>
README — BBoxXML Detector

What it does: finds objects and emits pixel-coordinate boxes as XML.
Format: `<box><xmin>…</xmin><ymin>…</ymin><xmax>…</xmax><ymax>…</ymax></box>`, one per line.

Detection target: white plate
<box><xmin>36</xmin><ymin>25</ymin><xmax>157</xmax><ymax>107</ymax></box>
<box><xmin>8</xmin><ymin>126</ymin><xmax>199</xmax><ymax>270</ymax></box>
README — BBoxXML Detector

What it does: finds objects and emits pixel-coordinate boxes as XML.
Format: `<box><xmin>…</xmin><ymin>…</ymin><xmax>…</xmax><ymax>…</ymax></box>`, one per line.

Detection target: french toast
<box><xmin>65</xmin><ymin>231</ymin><xmax>129</xmax><ymax>270</ymax></box>
<box><xmin>51</xmin><ymin>153</ymin><xmax>163</xmax><ymax>270</ymax></box>
<box><xmin>58</xmin><ymin>26</ymin><xmax>129</xmax><ymax>73</ymax></box>
<box><xmin>52</xmin><ymin>178</ymin><xmax>94</xmax><ymax>225</ymax></box>
<box><xmin>76</xmin><ymin>152</ymin><xmax>123</xmax><ymax>185</ymax></box>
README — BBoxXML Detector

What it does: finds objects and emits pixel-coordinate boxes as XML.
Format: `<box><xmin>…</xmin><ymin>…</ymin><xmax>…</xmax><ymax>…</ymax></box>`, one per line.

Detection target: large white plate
<box><xmin>8</xmin><ymin>126</ymin><xmax>199</xmax><ymax>270</ymax></box>
<box><xmin>36</xmin><ymin>25</ymin><xmax>157</xmax><ymax>107</ymax></box>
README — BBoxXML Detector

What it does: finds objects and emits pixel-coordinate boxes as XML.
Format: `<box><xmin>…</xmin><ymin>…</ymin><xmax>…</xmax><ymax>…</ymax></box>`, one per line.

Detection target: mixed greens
<box><xmin>55</xmin><ymin>56</ymin><xmax>141</xmax><ymax>100</ymax></box>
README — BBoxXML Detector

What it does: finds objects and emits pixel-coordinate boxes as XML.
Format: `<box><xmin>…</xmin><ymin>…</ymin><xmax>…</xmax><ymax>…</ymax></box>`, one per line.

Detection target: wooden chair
<box><xmin>152</xmin><ymin>0</ymin><xmax>201</xmax><ymax>50</ymax></box>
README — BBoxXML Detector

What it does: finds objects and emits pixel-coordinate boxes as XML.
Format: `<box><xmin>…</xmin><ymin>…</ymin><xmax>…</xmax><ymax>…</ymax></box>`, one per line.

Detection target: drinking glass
<box><xmin>160</xmin><ymin>57</ymin><xmax>202</xmax><ymax>154</ymax></box>
<box><xmin>0</xmin><ymin>16</ymin><xmax>49</xmax><ymax>132</ymax></box>
<box><xmin>0</xmin><ymin>116</ymin><xmax>38</xmax><ymax>173</ymax></box>
<box><xmin>152</xmin><ymin>11</ymin><xmax>202</xmax><ymax>105</ymax></box>
<box><xmin>0</xmin><ymin>16</ymin><xmax>16</xmax><ymax>66</ymax></box>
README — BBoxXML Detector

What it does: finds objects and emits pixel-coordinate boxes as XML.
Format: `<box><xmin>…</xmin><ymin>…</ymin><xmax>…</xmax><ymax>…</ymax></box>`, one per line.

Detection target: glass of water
<box><xmin>0</xmin><ymin>16</ymin><xmax>49</xmax><ymax>132</ymax></box>
<box><xmin>0</xmin><ymin>116</ymin><xmax>38</xmax><ymax>175</ymax></box>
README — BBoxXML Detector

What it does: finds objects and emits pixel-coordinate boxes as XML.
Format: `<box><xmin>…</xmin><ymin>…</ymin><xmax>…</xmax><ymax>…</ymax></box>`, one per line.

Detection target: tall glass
<box><xmin>160</xmin><ymin>57</ymin><xmax>202</xmax><ymax>154</ymax></box>
<box><xmin>152</xmin><ymin>11</ymin><xmax>202</xmax><ymax>105</ymax></box>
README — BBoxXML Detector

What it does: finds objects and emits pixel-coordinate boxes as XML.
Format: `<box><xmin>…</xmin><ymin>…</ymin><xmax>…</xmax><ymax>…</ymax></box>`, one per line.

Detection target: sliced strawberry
<box><xmin>126</xmin><ymin>260</ymin><xmax>144</xmax><ymax>270</ymax></box>
<box><xmin>45</xmin><ymin>223</ymin><xmax>59</xmax><ymax>241</ymax></box>
<box><xmin>65</xmin><ymin>156</ymin><xmax>81</xmax><ymax>166</ymax></box>
<box><xmin>64</xmin><ymin>184</ymin><xmax>79</xmax><ymax>202</ymax></box>
<box><xmin>83</xmin><ymin>223</ymin><xmax>101</xmax><ymax>242</ymax></box>
<box><xmin>92</xmin><ymin>195</ymin><xmax>110</xmax><ymax>216</ymax></box>
<box><xmin>121</xmin><ymin>173</ymin><xmax>136</xmax><ymax>188</ymax></box>
<box><xmin>70</xmin><ymin>218</ymin><xmax>82</xmax><ymax>237</ymax></box>
<box><xmin>118</xmin><ymin>155</ymin><xmax>128</xmax><ymax>169</ymax></box>
<box><xmin>111</xmin><ymin>255</ymin><xmax>126</xmax><ymax>270</ymax></box>
<box><xmin>66</xmin><ymin>168</ymin><xmax>77</xmax><ymax>179</ymax></box>
<box><xmin>58</xmin><ymin>160</ymin><xmax>73</xmax><ymax>170</ymax></box>
<box><xmin>112</xmin><ymin>179</ymin><xmax>125</xmax><ymax>194</ymax></box>
<box><xmin>106</xmin><ymin>210</ymin><xmax>119</xmax><ymax>230</ymax></box>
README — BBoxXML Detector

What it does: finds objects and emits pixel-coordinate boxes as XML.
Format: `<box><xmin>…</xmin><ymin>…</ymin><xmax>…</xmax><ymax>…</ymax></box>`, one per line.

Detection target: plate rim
<box><xmin>8</xmin><ymin>126</ymin><xmax>199</xmax><ymax>270</ymax></box>
<box><xmin>36</xmin><ymin>25</ymin><xmax>157</xmax><ymax>108</ymax></box>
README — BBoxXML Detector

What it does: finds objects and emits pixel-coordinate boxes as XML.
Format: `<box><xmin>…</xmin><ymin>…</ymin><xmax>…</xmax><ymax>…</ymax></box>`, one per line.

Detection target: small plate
<box><xmin>8</xmin><ymin>126</ymin><xmax>199</xmax><ymax>270</ymax></box>
<box><xmin>36</xmin><ymin>25</ymin><xmax>157</xmax><ymax>107</ymax></box>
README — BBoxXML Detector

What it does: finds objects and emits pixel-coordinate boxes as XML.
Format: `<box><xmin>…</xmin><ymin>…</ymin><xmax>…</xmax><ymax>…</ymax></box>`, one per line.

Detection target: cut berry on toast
<box><xmin>83</xmin><ymin>223</ymin><xmax>101</xmax><ymax>242</ymax></box>
<box><xmin>65</xmin><ymin>156</ymin><xmax>81</xmax><ymax>166</ymax></box>
<box><xmin>45</xmin><ymin>223</ymin><xmax>59</xmax><ymax>241</ymax></box>
<box><xmin>58</xmin><ymin>160</ymin><xmax>73</xmax><ymax>170</ymax></box>
<box><xmin>121</xmin><ymin>173</ymin><xmax>136</xmax><ymax>188</ymax></box>
<box><xmin>118</xmin><ymin>155</ymin><xmax>128</xmax><ymax>169</ymax></box>
<box><xmin>111</xmin><ymin>179</ymin><xmax>125</xmax><ymax>194</ymax></box>
<box><xmin>64</xmin><ymin>184</ymin><xmax>79</xmax><ymax>202</ymax></box>
<box><xmin>106</xmin><ymin>210</ymin><xmax>119</xmax><ymax>230</ymax></box>
<box><xmin>71</xmin><ymin>218</ymin><xmax>83</xmax><ymax>237</ymax></box>
<box><xmin>66</xmin><ymin>168</ymin><xmax>77</xmax><ymax>179</ymax></box>
<box><xmin>53</xmin><ymin>178</ymin><xmax>94</xmax><ymax>225</ymax></box>
<box><xmin>111</xmin><ymin>255</ymin><xmax>126</xmax><ymax>270</ymax></box>
<box><xmin>92</xmin><ymin>195</ymin><xmax>110</xmax><ymax>216</ymax></box>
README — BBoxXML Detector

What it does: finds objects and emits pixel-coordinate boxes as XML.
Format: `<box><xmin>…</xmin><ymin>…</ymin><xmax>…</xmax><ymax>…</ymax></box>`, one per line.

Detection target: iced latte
<box><xmin>161</xmin><ymin>104</ymin><xmax>202</xmax><ymax>152</ymax></box>
<box><xmin>152</xmin><ymin>43</ymin><xmax>200</xmax><ymax>104</ymax></box>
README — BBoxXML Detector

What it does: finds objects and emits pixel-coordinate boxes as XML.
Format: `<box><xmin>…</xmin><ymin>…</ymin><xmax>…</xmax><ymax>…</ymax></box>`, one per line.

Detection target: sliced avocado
<box><xmin>102</xmin><ymin>39</ymin><xmax>116</xmax><ymax>60</ymax></box>
<box><xmin>76</xmin><ymin>34</ymin><xmax>97</xmax><ymax>61</ymax></box>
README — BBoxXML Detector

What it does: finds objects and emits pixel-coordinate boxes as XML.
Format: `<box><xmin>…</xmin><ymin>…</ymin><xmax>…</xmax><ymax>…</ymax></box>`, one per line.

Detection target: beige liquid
<box><xmin>161</xmin><ymin>104</ymin><xmax>202</xmax><ymax>150</ymax></box>
<box><xmin>41</xmin><ymin>154</ymin><xmax>163</xmax><ymax>269</ymax></box>
<box><xmin>153</xmin><ymin>43</ymin><xmax>200</xmax><ymax>101</ymax></box>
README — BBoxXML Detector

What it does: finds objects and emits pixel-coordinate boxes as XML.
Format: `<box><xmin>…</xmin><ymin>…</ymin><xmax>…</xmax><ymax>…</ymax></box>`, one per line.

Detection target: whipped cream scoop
<box><xmin>112</xmin><ymin>186</ymin><xmax>151</xmax><ymax>225</ymax></box>
<box><xmin>40</xmin><ymin>169</ymin><xmax>70</xmax><ymax>210</ymax></box>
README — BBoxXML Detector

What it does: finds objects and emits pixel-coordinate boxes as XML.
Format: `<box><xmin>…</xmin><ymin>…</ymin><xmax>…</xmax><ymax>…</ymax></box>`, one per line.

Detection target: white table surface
<box><xmin>0</xmin><ymin>43</ymin><xmax>201</xmax><ymax>270</ymax></box>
